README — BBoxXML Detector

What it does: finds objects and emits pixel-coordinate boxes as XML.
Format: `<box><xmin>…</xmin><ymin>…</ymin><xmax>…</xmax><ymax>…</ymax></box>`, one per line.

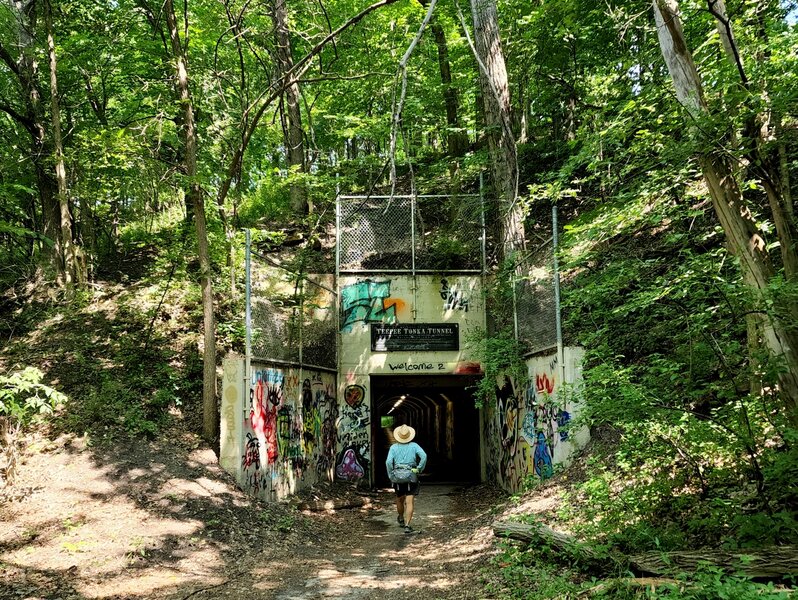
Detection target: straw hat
<box><xmin>393</xmin><ymin>424</ymin><xmax>416</xmax><ymax>444</ymax></box>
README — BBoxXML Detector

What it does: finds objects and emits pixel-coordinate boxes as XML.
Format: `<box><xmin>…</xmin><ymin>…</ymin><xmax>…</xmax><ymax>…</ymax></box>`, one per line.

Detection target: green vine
<box><xmin>467</xmin><ymin>328</ymin><xmax>529</xmax><ymax>408</ymax></box>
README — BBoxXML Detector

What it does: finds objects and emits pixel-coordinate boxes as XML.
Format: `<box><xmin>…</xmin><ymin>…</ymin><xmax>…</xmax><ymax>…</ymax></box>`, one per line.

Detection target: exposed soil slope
<box><xmin>1</xmin><ymin>426</ymin><xmax>507</xmax><ymax>600</ymax></box>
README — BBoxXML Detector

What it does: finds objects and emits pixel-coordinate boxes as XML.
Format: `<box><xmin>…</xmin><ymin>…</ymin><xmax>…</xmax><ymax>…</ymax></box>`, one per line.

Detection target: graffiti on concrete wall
<box><xmin>485</xmin><ymin>355</ymin><xmax>576</xmax><ymax>492</ymax></box>
<box><xmin>341</xmin><ymin>279</ymin><xmax>401</xmax><ymax>331</ymax></box>
<box><xmin>335</xmin><ymin>445</ymin><xmax>368</xmax><ymax>481</ymax></box>
<box><xmin>318</xmin><ymin>381</ymin><xmax>339</xmax><ymax>480</ymax></box>
<box><xmin>525</xmin><ymin>358</ymin><xmax>571</xmax><ymax>478</ymax></box>
<box><xmin>336</xmin><ymin>384</ymin><xmax>371</xmax><ymax>481</ymax></box>
<box><xmin>345</xmin><ymin>384</ymin><xmax>365</xmax><ymax>408</ymax></box>
<box><xmin>242</xmin><ymin>365</ymin><xmax>338</xmax><ymax>498</ymax></box>
<box><xmin>440</xmin><ymin>278</ymin><xmax>469</xmax><ymax>312</ymax></box>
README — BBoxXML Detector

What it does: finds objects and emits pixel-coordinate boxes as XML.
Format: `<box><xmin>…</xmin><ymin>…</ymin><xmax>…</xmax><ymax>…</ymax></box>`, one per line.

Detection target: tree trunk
<box><xmin>430</xmin><ymin>20</ymin><xmax>467</xmax><ymax>159</ymax></box>
<box><xmin>1</xmin><ymin>1</ymin><xmax>60</xmax><ymax>272</ymax></box>
<box><xmin>164</xmin><ymin>0</ymin><xmax>218</xmax><ymax>445</ymax></box>
<box><xmin>271</xmin><ymin>0</ymin><xmax>308</xmax><ymax>215</ymax></box>
<box><xmin>706</xmin><ymin>0</ymin><xmax>798</xmax><ymax>281</ymax></box>
<box><xmin>469</xmin><ymin>0</ymin><xmax>525</xmax><ymax>259</ymax></box>
<box><xmin>45</xmin><ymin>0</ymin><xmax>82</xmax><ymax>289</ymax></box>
<box><xmin>653</xmin><ymin>0</ymin><xmax>798</xmax><ymax>425</ymax></box>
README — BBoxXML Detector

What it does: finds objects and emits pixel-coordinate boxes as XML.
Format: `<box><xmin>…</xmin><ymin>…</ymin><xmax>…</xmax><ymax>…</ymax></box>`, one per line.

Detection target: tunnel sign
<box><xmin>371</xmin><ymin>323</ymin><xmax>459</xmax><ymax>352</ymax></box>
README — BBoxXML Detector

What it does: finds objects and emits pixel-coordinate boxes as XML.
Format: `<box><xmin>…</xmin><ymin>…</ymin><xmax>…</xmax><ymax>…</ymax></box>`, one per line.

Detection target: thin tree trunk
<box><xmin>45</xmin><ymin>0</ymin><xmax>81</xmax><ymax>289</ymax></box>
<box><xmin>430</xmin><ymin>20</ymin><xmax>467</xmax><ymax>158</ymax></box>
<box><xmin>1</xmin><ymin>1</ymin><xmax>60</xmax><ymax>273</ymax></box>
<box><xmin>271</xmin><ymin>0</ymin><xmax>308</xmax><ymax>215</ymax></box>
<box><xmin>164</xmin><ymin>0</ymin><xmax>218</xmax><ymax>445</ymax></box>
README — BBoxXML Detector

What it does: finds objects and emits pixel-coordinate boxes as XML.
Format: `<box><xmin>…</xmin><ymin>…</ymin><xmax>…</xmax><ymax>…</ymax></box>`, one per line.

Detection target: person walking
<box><xmin>386</xmin><ymin>424</ymin><xmax>427</xmax><ymax>534</ymax></box>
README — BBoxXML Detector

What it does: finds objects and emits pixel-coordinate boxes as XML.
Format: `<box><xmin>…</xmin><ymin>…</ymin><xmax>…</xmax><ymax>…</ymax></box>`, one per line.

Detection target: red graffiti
<box><xmin>250</xmin><ymin>383</ymin><xmax>267</xmax><ymax>437</ymax></box>
<box><xmin>536</xmin><ymin>373</ymin><xmax>555</xmax><ymax>395</ymax></box>
<box><xmin>454</xmin><ymin>361</ymin><xmax>483</xmax><ymax>375</ymax></box>
<box><xmin>345</xmin><ymin>385</ymin><xmax>365</xmax><ymax>408</ymax></box>
<box><xmin>264</xmin><ymin>406</ymin><xmax>278</xmax><ymax>464</ymax></box>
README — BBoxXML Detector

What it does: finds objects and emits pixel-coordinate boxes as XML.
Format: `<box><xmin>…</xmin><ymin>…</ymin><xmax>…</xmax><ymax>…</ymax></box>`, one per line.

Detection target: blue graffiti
<box><xmin>533</xmin><ymin>432</ymin><xmax>553</xmax><ymax>478</ymax></box>
<box><xmin>557</xmin><ymin>410</ymin><xmax>571</xmax><ymax>441</ymax></box>
<box><xmin>251</xmin><ymin>368</ymin><xmax>284</xmax><ymax>386</ymax></box>
<box><xmin>341</xmin><ymin>279</ymin><xmax>397</xmax><ymax>331</ymax></box>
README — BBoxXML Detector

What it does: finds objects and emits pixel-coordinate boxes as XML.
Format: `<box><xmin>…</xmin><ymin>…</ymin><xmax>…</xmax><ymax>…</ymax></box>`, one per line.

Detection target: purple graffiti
<box><xmin>336</xmin><ymin>447</ymin><xmax>366</xmax><ymax>481</ymax></box>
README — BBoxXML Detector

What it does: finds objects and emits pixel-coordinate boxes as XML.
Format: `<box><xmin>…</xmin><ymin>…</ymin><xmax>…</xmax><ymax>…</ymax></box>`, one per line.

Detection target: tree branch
<box><xmin>0</xmin><ymin>101</ymin><xmax>36</xmax><ymax>135</ymax></box>
<box><xmin>389</xmin><ymin>0</ymin><xmax>438</xmax><ymax>195</ymax></box>
<box><xmin>215</xmin><ymin>0</ymin><xmax>402</xmax><ymax>209</ymax></box>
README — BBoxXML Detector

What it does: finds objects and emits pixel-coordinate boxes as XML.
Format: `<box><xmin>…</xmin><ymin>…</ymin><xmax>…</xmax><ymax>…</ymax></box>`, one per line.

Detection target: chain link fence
<box><xmin>514</xmin><ymin>234</ymin><xmax>558</xmax><ymax>356</ymax></box>
<box><xmin>480</xmin><ymin>207</ymin><xmax>561</xmax><ymax>356</ymax></box>
<box><xmin>337</xmin><ymin>195</ymin><xmax>485</xmax><ymax>273</ymax></box>
<box><xmin>246</xmin><ymin>196</ymin><xmax>560</xmax><ymax>365</ymax></box>
<box><xmin>247</xmin><ymin>242</ymin><xmax>337</xmax><ymax>371</ymax></box>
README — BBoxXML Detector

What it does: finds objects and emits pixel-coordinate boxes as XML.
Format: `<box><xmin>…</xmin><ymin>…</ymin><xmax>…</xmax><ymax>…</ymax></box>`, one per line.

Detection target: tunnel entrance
<box><xmin>371</xmin><ymin>375</ymin><xmax>481</xmax><ymax>488</ymax></box>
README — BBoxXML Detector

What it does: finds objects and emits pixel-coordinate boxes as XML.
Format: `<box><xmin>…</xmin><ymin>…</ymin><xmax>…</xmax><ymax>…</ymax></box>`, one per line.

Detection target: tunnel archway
<box><xmin>371</xmin><ymin>375</ymin><xmax>481</xmax><ymax>487</ymax></box>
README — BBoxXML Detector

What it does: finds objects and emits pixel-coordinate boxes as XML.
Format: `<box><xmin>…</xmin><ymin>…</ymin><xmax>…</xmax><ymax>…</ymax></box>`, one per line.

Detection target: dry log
<box><xmin>629</xmin><ymin>547</ymin><xmax>798</xmax><ymax>579</ymax></box>
<box><xmin>493</xmin><ymin>521</ymin><xmax>798</xmax><ymax>578</ymax></box>
<box><xmin>493</xmin><ymin>521</ymin><xmax>581</xmax><ymax>549</ymax></box>
<box><xmin>492</xmin><ymin>521</ymin><xmax>610</xmax><ymax>567</ymax></box>
<box><xmin>298</xmin><ymin>497</ymin><xmax>371</xmax><ymax>511</ymax></box>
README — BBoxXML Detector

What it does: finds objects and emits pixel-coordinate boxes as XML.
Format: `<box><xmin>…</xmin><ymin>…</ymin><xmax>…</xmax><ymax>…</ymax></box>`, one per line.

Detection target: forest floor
<box><xmin>0</xmin><ymin>423</ymin><xmax>511</xmax><ymax>600</ymax></box>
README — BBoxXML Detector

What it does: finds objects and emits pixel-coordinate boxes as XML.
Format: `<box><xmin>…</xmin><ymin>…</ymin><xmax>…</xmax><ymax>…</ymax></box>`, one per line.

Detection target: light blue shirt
<box><xmin>386</xmin><ymin>442</ymin><xmax>427</xmax><ymax>477</ymax></box>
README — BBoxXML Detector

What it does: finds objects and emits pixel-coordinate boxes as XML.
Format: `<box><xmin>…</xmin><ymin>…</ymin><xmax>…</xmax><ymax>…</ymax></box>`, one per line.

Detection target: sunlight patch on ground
<box><xmin>0</xmin><ymin>440</ymin><xmax>225</xmax><ymax>600</ymax></box>
<box><xmin>160</xmin><ymin>477</ymin><xmax>228</xmax><ymax>499</ymax></box>
<box><xmin>81</xmin><ymin>569</ymin><xmax>225</xmax><ymax>599</ymax></box>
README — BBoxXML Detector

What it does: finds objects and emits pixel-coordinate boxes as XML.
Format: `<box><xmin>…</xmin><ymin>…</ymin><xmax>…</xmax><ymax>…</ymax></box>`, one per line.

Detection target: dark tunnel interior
<box><xmin>371</xmin><ymin>374</ymin><xmax>481</xmax><ymax>487</ymax></box>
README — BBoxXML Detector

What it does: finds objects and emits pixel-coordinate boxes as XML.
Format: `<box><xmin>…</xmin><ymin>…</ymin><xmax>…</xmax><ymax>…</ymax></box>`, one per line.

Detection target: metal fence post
<box><xmin>244</xmin><ymin>229</ymin><xmax>252</xmax><ymax>406</ymax></box>
<box><xmin>552</xmin><ymin>205</ymin><xmax>565</xmax><ymax>383</ymax></box>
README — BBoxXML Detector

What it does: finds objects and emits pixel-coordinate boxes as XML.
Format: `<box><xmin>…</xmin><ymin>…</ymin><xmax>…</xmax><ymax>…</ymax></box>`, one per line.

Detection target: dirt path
<box><xmin>1</xmin><ymin>429</ymin><xmax>506</xmax><ymax>600</ymax></box>
<box><xmin>266</xmin><ymin>485</ymin><xmax>497</xmax><ymax>600</ymax></box>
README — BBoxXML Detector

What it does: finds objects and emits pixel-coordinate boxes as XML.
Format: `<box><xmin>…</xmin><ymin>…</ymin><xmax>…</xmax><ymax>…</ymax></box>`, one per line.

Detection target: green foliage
<box><xmin>0</xmin><ymin>368</ymin><xmax>66</xmax><ymax>426</ymax></box>
<box><xmin>75</xmin><ymin>379</ymin><xmax>165</xmax><ymax>437</ymax></box>
<box><xmin>467</xmin><ymin>328</ymin><xmax>528</xmax><ymax>409</ymax></box>
<box><xmin>483</xmin><ymin>541</ymin><xmax>582</xmax><ymax>599</ymax></box>
<box><xmin>423</xmin><ymin>235</ymin><xmax>472</xmax><ymax>270</ymax></box>
<box><xmin>558</xmin><ymin>184</ymin><xmax>798</xmax><ymax>549</ymax></box>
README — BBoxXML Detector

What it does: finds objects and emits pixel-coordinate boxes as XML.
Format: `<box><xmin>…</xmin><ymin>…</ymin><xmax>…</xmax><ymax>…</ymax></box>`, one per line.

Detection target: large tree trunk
<box><xmin>494</xmin><ymin>521</ymin><xmax>798</xmax><ymax>578</ymax></box>
<box><xmin>164</xmin><ymin>0</ymin><xmax>218</xmax><ymax>445</ymax></box>
<box><xmin>271</xmin><ymin>0</ymin><xmax>308</xmax><ymax>215</ymax></box>
<box><xmin>469</xmin><ymin>0</ymin><xmax>525</xmax><ymax>258</ymax></box>
<box><xmin>653</xmin><ymin>0</ymin><xmax>798</xmax><ymax>425</ymax></box>
<box><xmin>707</xmin><ymin>0</ymin><xmax>798</xmax><ymax>281</ymax></box>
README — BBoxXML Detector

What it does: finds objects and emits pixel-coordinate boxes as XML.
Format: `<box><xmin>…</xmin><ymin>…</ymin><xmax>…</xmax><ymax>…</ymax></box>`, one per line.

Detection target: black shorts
<box><xmin>393</xmin><ymin>481</ymin><xmax>420</xmax><ymax>497</ymax></box>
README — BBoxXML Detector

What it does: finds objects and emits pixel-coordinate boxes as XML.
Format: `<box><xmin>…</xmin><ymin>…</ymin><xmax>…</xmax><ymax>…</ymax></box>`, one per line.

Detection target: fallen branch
<box><xmin>579</xmin><ymin>578</ymin><xmax>681</xmax><ymax>597</ymax></box>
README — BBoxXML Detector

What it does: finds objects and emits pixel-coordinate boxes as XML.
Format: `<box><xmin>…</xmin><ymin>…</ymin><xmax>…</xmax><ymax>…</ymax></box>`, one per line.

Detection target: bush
<box><xmin>1</xmin><ymin>367</ymin><xmax>66</xmax><ymax>485</ymax></box>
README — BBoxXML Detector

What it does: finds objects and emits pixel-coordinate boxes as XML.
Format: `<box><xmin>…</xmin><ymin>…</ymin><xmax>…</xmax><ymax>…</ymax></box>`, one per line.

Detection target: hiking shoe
<box><xmin>397</xmin><ymin>516</ymin><xmax>405</xmax><ymax>526</ymax></box>
<box><xmin>403</xmin><ymin>525</ymin><xmax>415</xmax><ymax>534</ymax></box>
